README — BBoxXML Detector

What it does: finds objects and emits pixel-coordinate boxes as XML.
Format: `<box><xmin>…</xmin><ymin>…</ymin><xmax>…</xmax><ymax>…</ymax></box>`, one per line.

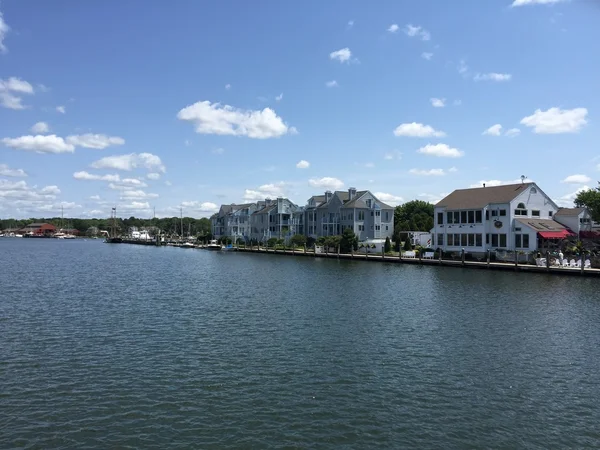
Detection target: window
<box><xmin>461</xmin><ymin>211</ymin><xmax>467</xmax><ymax>224</ymax></box>
<box><xmin>375</xmin><ymin>210</ymin><xmax>381</xmax><ymax>217</ymax></box>
<box><xmin>447</xmin><ymin>234</ymin><xmax>453</xmax><ymax>246</ymax></box>
<box><xmin>385</xmin><ymin>212</ymin><xmax>389</xmax><ymax>221</ymax></box>
<box><xmin>515</xmin><ymin>234</ymin><xmax>521</xmax><ymax>248</ymax></box>
<box><xmin>515</xmin><ymin>234</ymin><xmax>530</xmax><ymax>249</ymax></box>
<box><xmin>514</xmin><ymin>209</ymin><xmax>527</xmax><ymax>216</ymax></box>
<box><xmin>486</xmin><ymin>234</ymin><xmax>489</xmax><ymax>245</ymax></box>
<box><xmin>500</xmin><ymin>210</ymin><xmax>506</xmax><ymax>217</ymax></box>
<box><xmin>499</xmin><ymin>234</ymin><xmax>507</xmax><ymax>247</ymax></box>
<box><xmin>461</xmin><ymin>234</ymin><xmax>468</xmax><ymax>247</ymax></box>
<box><xmin>447</xmin><ymin>212</ymin><xmax>453</xmax><ymax>224</ymax></box>
<box><xmin>468</xmin><ymin>234</ymin><xmax>475</xmax><ymax>246</ymax></box>
<box><xmin>549</xmin><ymin>211</ymin><xmax>553</xmax><ymax>217</ymax></box>
<box><xmin>375</xmin><ymin>225</ymin><xmax>380</xmax><ymax>231</ymax></box>
<box><xmin>438</xmin><ymin>234</ymin><xmax>444</xmax><ymax>246</ymax></box>
<box><xmin>492</xmin><ymin>234</ymin><xmax>499</xmax><ymax>247</ymax></box>
<box><xmin>366</xmin><ymin>199</ymin><xmax>372</xmax><ymax>208</ymax></box>
<box><xmin>438</xmin><ymin>212</ymin><xmax>444</xmax><ymax>225</ymax></box>
<box><xmin>467</xmin><ymin>211</ymin><xmax>474</xmax><ymax>224</ymax></box>
<box><xmin>358</xmin><ymin>225</ymin><xmax>364</xmax><ymax>231</ymax></box>
<box><xmin>517</xmin><ymin>203</ymin><xmax>526</xmax><ymax>209</ymax></box>
<box><xmin>532</xmin><ymin>210</ymin><xmax>540</xmax><ymax>217</ymax></box>
<box><xmin>385</xmin><ymin>225</ymin><xmax>388</xmax><ymax>230</ymax></box>
<box><xmin>453</xmin><ymin>211</ymin><xmax>460</xmax><ymax>224</ymax></box>
<box><xmin>323</xmin><ymin>224</ymin><xmax>327</xmax><ymax>231</ymax></box>
<box><xmin>491</xmin><ymin>210</ymin><xmax>498</xmax><ymax>217</ymax></box>
<box><xmin>486</xmin><ymin>210</ymin><xmax>489</xmax><ymax>220</ymax></box>
<box><xmin>475</xmin><ymin>211</ymin><xmax>482</xmax><ymax>223</ymax></box>
<box><xmin>476</xmin><ymin>234</ymin><xmax>482</xmax><ymax>247</ymax></box>
<box><xmin>371</xmin><ymin>211</ymin><xmax>374</xmax><ymax>216</ymax></box>
<box><xmin>348</xmin><ymin>213</ymin><xmax>353</xmax><ymax>220</ymax></box>
<box><xmin>358</xmin><ymin>211</ymin><xmax>364</xmax><ymax>220</ymax></box>
<box><xmin>523</xmin><ymin>234</ymin><xmax>529</xmax><ymax>248</ymax></box>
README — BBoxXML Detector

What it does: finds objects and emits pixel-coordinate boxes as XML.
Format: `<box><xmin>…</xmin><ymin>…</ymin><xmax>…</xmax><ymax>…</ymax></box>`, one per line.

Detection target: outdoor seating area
<box><xmin>535</xmin><ymin>257</ymin><xmax>592</xmax><ymax>269</ymax></box>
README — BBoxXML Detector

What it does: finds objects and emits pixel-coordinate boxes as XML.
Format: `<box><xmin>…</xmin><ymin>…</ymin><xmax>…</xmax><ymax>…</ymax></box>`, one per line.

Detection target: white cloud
<box><xmin>561</xmin><ymin>174</ymin><xmax>592</xmax><ymax>184</ymax></box>
<box><xmin>118</xmin><ymin>201</ymin><xmax>151</xmax><ymax>212</ymax></box>
<box><xmin>177</xmin><ymin>100</ymin><xmax>296</xmax><ymax>139</ymax></box>
<box><xmin>120</xmin><ymin>190</ymin><xmax>159</xmax><ymax>200</ymax></box>
<box><xmin>108</xmin><ymin>178</ymin><xmax>148</xmax><ymax>191</ymax></box>
<box><xmin>326</xmin><ymin>80</ymin><xmax>339</xmax><ymax>88</ymax></box>
<box><xmin>275</xmin><ymin>93</ymin><xmax>283</xmax><ymax>102</ymax></box>
<box><xmin>483</xmin><ymin>124</ymin><xmax>503</xmax><ymax>136</ymax></box>
<box><xmin>308</xmin><ymin>177</ymin><xmax>344</xmax><ymax>190</ymax></box>
<box><xmin>469</xmin><ymin>178</ymin><xmax>533</xmax><ymax>188</ymax></box>
<box><xmin>243</xmin><ymin>182</ymin><xmax>288</xmax><ymax>201</ymax></box>
<box><xmin>421</xmin><ymin>52</ymin><xmax>433</xmax><ymax>61</ymax></box>
<box><xmin>56</xmin><ymin>105</ymin><xmax>66</xmax><ymax>114</ymax></box>
<box><xmin>40</xmin><ymin>185</ymin><xmax>61</xmax><ymax>195</ymax></box>
<box><xmin>73</xmin><ymin>171</ymin><xmax>120</xmax><ymax>182</ymax></box>
<box><xmin>512</xmin><ymin>0</ymin><xmax>566</xmax><ymax>7</ymax></box>
<box><xmin>165</xmin><ymin>181</ymin><xmax>172</xmax><ymax>186</ymax></box>
<box><xmin>430</xmin><ymin>98</ymin><xmax>446</xmax><ymax>108</ymax></box>
<box><xmin>147</xmin><ymin>172</ymin><xmax>161</xmax><ymax>180</ymax></box>
<box><xmin>0</xmin><ymin>163</ymin><xmax>27</xmax><ymax>177</ymax></box>
<box><xmin>212</xmin><ymin>147</ymin><xmax>225</xmax><ymax>155</ymax></box>
<box><xmin>409</xmin><ymin>168</ymin><xmax>446</xmax><ymax>176</ymax></box>
<box><xmin>384</xmin><ymin>150</ymin><xmax>402</xmax><ymax>160</ymax></box>
<box><xmin>474</xmin><ymin>73</ymin><xmax>512</xmax><ymax>82</ymax></box>
<box><xmin>0</xmin><ymin>77</ymin><xmax>35</xmax><ymax>110</ymax></box>
<box><xmin>225</xmin><ymin>83</ymin><xmax>231</xmax><ymax>90</ymax></box>
<box><xmin>520</xmin><ymin>107</ymin><xmax>588</xmax><ymax>134</ymax></box>
<box><xmin>296</xmin><ymin>160</ymin><xmax>310</xmax><ymax>169</ymax></box>
<box><xmin>0</xmin><ymin>11</ymin><xmax>10</xmax><ymax>53</ymax></box>
<box><xmin>393</xmin><ymin>122</ymin><xmax>446</xmax><ymax>138</ymax></box>
<box><xmin>418</xmin><ymin>143</ymin><xmax>464</xmax><ymax>158</ymax></box>
<box><xmin>448</xmin><ymin>167</ymin><xmax>458</xmax><ymax>173</ymax></box>
<box><xmin>180</xmin><ymin>201</ymin><xmax>218</xmax><ymax>213</ymax></box>
<box><xmin>31</xmin><ymin>122</ymin><xmax>50</xmax><ymax>134</ymax></box>
<box><xmin>558</xmin><ymin>185</ymin><xmax>589</xmax><ymax>207</ymax></box>
<box><xmin>388</xmin><ymin>24</ymin><xmax>399</xmax><ymax>33</ymax></box>
<box><xmin>90</xmin><ymin>195</ymin><xmax>101</xmax><ymax>200</ymax></box>
<box><xmin>418</xmin><ymin>192</ymin><xmax>448</xmax><ymax>204</ymax></box>
<box><xmin>91</xmin><ymin>152</ymin><xmax>166</xmax><ymax>172</ymax></box>
<box><xmin>329</xmin><ymin>47</ymin><xmax>354</xmax><ymax>63</ymax></box>
<box><xmin>66</xmin><ymin>134</ymin><xmax>125</xmax><ymax>149</ymax></box>
<box><xmin>404</xmin><ymin>24</ymin><xmax>430</xmax><ymax>41</ymax></box>
<box><xmin>2</xmin><ymin>134</ymin><xmax>75</xmax><ymax>154</ymax></box>
<box><xmin>374</xmin><ymin>192</ymin><xmax>403</xmax><ymax>206</ymax></box>
<box><xmin>505</xmin><ymin>128</ymin><xmax>521</xmax><ymax>137</ymax></box>
<box><xmin>457</xmin><ymin>60</ymin><xmax>469</xmax><ymax>76</ymax></box>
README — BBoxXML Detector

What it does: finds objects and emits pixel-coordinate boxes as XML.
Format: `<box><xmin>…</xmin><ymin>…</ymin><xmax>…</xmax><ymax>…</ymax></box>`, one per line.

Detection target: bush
<box><xmin>290</xmin><ymin>234</ymin><xmax>307</xmax><ymax>247</ymax></box>
<box><xmin>403</xmin><ymin>239</ymin><xmax>413</xmax><ymax>251</ymax></box>
<box><xmin>340</xmin><ymin>228</ymin><xmax>358</xmax><ymax>253</ymax></box>
<box><xmin>394</xmin><ymin>240</ymin><xmax>401</xmax><ymax>252</ymax></box>
<box><xmin>384</xmin><ymin>236</ymin><xmax>392</xmax><ymax>253</ymax></box>
<box><xmin>267</xmin><ymin>237</ymin><xmax>278</xmax><ymax>247</ymax></box>
<box><xmin>306</xmin><ymin>236</ymin><xmax>316</xmax><ymax>248</ymax></box>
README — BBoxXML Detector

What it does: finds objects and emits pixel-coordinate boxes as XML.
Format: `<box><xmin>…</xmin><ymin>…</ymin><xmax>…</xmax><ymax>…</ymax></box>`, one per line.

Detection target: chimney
<box><xmin>348</xmin><ymin>187</ymin><xmax>357</xmax><ymax>200</ymax></box>
<box><xmin>325</xmin><ymin>190</ymin><xmax>332</xmax><ymax>202</ymax></box>
<box><xmin>265</xmin><ymin>197</ymin><xmax>272</xmax><ymax>206</ymax></box>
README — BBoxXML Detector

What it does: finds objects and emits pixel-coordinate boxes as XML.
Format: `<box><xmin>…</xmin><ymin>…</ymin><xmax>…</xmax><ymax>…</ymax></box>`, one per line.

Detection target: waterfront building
<box><xmin>432</xmin><ymin>182</ymin><xmax>581</xmax><ymax>254</ymax></box>
<box><xmin>19</xmin><ymin>222</ymin><xmax>57</xmax><ymax>237</ymax></box>
<box><xmin>304</xmin><ymin>188</ymin><xmax>394</xmax><ymax>241</ymax></box>
<box><xmin>554</xmin><ymin>207</ymin><xmax>595</xmax><ymax>237</ymax></box>
<box><xmin>211</xmin><ymin>202</ymin><xmax>260</xmax><ymax>242</ymax></box>
<box><xmin>249</xmin><ymin>197</ymin><xmax>304</xmax><ymax>243</ymax></box>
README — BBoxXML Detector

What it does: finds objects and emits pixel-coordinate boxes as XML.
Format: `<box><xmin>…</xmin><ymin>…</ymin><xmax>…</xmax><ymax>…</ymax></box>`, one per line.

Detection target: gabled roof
<box><xmin>317</xmin><ymin>191</ymin><xmax>350</xmax><ymax>209</ymax></box>
<box><xmin>555</xmin><ymin>207</ymin><xmax>585</xmax><ymax>217</ymax></box>
<box><xmin>516</xmin><ymin>218</ymin><xmax>567</xmax><ymax>231</ymax></box>
<box><xmin>436</xmin><ymin>183</ymin><xmax>533</xmax><ymax>209</ymax></box>
<box><xmin>340</xmin><ymin>191</ymin><xmax>368</xmax><ymax>209</ymax></box>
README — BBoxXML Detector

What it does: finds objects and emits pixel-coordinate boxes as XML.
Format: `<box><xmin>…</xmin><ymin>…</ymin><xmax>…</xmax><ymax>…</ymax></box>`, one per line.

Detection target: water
<box><xmin>1</xmin><ymin>239</ymin><xmax>600</xmax><ymax>448</ymax></box>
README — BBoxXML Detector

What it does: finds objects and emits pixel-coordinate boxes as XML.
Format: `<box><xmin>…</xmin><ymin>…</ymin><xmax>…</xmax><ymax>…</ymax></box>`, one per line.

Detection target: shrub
<box><xmin>384</xmin><ymin>236</ymin><xmax>392</xmax><ymax>253</ymax></box>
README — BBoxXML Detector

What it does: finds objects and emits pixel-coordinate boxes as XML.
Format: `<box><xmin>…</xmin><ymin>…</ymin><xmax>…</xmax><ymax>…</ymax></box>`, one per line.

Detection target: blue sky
<box><xmin>1</xmin><ymin>0</ymin><xmax>599</xmax><ymax>219</ymax></box>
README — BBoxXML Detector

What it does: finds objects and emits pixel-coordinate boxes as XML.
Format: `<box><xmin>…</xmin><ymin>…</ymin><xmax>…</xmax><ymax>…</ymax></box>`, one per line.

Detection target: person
<box><xmin>558</xmin><ymin>250</ymin><xmax>564</xmax><ymax>266</ymax></box>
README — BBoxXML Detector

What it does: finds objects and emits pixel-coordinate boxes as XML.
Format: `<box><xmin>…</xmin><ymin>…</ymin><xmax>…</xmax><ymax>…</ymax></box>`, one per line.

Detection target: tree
<box><xmin>394</xmin><ymin>200</ymin><xmax>434</xmax><ymax>234</ymax></box>
<box><xmin>575</xmin><ymin>183</ymin><xmax>600</xmax><ymax>222</ymax></box>
<box><xmin>324</xmin><ymin>235</ymin><xmax>341</xmax><ymax>250</ymax></box>
<box><xmin>384</xmin><ymin>236</ymin><xmax>392</xmax><ymax>253</ymax></box>
<box><xmin>403</xmin><ymin>238</ymin><xmax>413</xmax><ymax>251</ymax></box>
<box><xmin>290</xmin><ymin>234</ymin><xmax>307</xmax><ymax>247</ymax></box>
<box><xmin>340</xmin><ymin>228</ymin><xmax>358</xmax><ymax>253</ymax></box>
<box><xmin>267</xmin><ymin>237</ymin><xmax>278</xmax><ymax>247</ymax></box>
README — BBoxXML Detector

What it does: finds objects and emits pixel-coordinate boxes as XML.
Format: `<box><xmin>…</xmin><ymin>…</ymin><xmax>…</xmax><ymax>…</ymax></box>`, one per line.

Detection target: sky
<box><xmin>1</xmin><ymin>0</ymin><xmax>599</xmax><ymax>219</ymax></box>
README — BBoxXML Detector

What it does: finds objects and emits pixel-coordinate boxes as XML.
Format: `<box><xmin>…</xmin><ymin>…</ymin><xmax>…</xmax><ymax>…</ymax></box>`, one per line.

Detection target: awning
<box><xmin>538</xmin><ymin>230</ymin><xmax>573</xmax><ymax>239</ymax></box>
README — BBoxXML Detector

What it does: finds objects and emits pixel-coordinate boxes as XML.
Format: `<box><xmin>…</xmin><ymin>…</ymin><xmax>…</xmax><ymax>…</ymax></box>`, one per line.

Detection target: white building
<box><xmin>432</xmin><ymin>182</ymin><xmax>576</xmax><ymax>254</ymax></box>
<box><xmin>554</xmin><ymin>207</ymin><xmax>594</xmax><ymax>236</ymax></box>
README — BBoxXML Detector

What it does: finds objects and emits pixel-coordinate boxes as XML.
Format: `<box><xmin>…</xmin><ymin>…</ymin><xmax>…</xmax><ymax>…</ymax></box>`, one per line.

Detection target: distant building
<box><xmin>19</xmin><ymin>223</ymin><xmax>57</xmax><ymax>236</ymax></box>
<box><xmin>554</xmin><ymin>207</ymin><xmax>594</xmax><ymax>237</ymax></box>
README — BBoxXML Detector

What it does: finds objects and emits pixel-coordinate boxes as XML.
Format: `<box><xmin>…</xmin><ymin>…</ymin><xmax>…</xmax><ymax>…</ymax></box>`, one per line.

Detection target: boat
<box><xmin>181</xmin><ymin>241</ymin><xmax>196</xmax><ymax>248</ymax></box>
<box><xmin>221</xmin><ymin>243</ymin><xmax>235</xmax><ymax>252</ymax></box>
<box><xmin>206</xmin><ymin>239</ymin><xmax>222</xmax><ymax>251</ymax></box>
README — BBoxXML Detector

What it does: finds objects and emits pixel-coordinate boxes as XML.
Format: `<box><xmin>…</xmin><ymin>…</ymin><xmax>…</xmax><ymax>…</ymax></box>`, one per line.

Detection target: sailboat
<box><xmin>105</xmin><ymin>207</ymin><xmax>122</xmax><ymax>243</ymax></box>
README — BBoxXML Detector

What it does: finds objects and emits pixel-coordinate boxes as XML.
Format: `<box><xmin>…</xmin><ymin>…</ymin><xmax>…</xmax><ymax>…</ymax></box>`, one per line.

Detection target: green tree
<box><xmin>324</xmin><ymin>235</ymin><xmax>342</xmax><ymax>250</ymax></box>
<box><xmin>384</xmin><ymin>236</ymin><xmax>392</xmax><ymax>253</ymax></box>
<box><xmin>339</xmin><ymin>228</ymin><xmax>358</xmax><ymax>253</ymax></box>
<box><xmin>267</xmin><ymin>237</ymin><xmax>278</xmax><ymax>247</ymax></box>
<box><xmin>394</xmin><ymin>200</ymin><xmax>434</xmax><ymax>235</ymax></box>
<box><xmin>403</xmin><ymin>238</ymin><xmax>413</xmax><ymax>251</ymax></box>
<box><xmin>575</xmin><ymin>183</ymin><xmax>600</xmax><ymax>222</ymax></box>
<box><xmin>290</xmin><ymin>234</ymin><xmax>307</xmax><ymax>247</ymax></box>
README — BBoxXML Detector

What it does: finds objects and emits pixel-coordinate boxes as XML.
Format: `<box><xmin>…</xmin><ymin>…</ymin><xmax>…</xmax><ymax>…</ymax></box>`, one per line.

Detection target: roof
<box><xmin>516</xmin><ymin>218</ymin><xmax>567</xmax><ymax>232</ymax></box>
<box><xmin>25</xmin><ymin>222</ymin><xmax>51</xmax><ymax>227</ymax></box>
<box><xmin>317</xmin><ymin>191</ymin><xmax>350</xmax><ymax>209</ymax></box>
<box><xmin>436</xmin><ymin>183</ymin><xmax>533</xmax><ymax>209</ymax></box>
<box><xmin>555</xmin><ymin>207</ymin><xmax>585</xmax><ymax>217</ymax></box>
<box><xmin>340</xmin><ymin>191</ymin><xmax>368</xmax><ymax>209</ymax></box>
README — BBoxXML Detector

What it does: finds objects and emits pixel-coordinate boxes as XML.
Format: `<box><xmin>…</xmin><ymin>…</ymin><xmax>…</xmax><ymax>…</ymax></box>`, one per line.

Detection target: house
<box><xmin>554</xmin><ymin>207</ymin><xmax>594</xmax><ymax>237</ymax></box>
<box><xmin>19</xmin><ymin>222</ymin><xmax>57</xmax><ymax>236</ymax></box>
<box><xmin>211</xmin><ymin>202</ymin><xmax>263</xmax><ymax>242</ymax></box>
<box><xmin>305</xmin><ymin>188</ymin><xmax>394</xmax><ymax>241</ymax></box>
<box><xmin>249</xmin><ymin>197</ymin><xmax>303</xmax><ymax>243</ymax></box>
<box><xmin>433</xmin><ymin>182</ymin><xmax>575</xmax><ymax>254</ymax></box>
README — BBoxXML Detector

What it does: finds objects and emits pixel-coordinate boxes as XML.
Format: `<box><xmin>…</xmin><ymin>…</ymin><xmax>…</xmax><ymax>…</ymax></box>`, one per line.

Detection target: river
<box><xmin>1</xmin><ymin>238</ymin><xmax>599</xmax><ymax>448</ymax></box>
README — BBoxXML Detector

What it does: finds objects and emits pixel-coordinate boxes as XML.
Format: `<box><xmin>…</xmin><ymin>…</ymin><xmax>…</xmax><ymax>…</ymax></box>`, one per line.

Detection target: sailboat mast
<box><xmin>180</xmin><ymin>207</ymin><xmax>183</xmax><ymax>239</ymax></box>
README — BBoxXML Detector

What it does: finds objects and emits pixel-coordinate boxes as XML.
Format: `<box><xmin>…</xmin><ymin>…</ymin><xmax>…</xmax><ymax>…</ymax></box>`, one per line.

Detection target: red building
<box><xmin>19</xmin><ymin>223</ymin><xmax>57</xmax><ymax>236</ymax></box>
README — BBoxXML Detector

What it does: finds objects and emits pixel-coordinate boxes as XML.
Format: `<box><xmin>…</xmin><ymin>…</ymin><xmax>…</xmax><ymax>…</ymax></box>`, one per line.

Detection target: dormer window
<box><xmin>531</xmin><ymin>187</ymin><xmax>537</xmax><ymax>194</ymax></box>
<box><xmin>366</xmin><ymin>199</ymin><xmax>372</xmax><ymax>208</ymax></box>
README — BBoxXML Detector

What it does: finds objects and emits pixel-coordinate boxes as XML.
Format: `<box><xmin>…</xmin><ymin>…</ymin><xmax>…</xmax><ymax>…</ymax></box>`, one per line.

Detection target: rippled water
<box><xmin>1</xmin><ymin>239</ymin><xmax>600</xmax><ymax>448</ymax></box>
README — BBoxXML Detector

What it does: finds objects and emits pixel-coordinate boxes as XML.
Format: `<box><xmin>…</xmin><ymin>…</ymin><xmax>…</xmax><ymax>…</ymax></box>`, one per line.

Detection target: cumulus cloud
<box><xmin>66</xmin><ymin>134</ymin><xmax>125</xmax><ymax>149</ymax></box>
<box><xmin>147</xmin><ymin>173</ymin><xmax>161</xmax><ymax>180</ymax></box>
<box><xmin>180</xmin><ymin>201</ymin><xmax>218</xmax><ymax>213</ymax></box>
<box><xmin>329</xmin><ymin>47</ymin><xmax>354</xmax><ymax>63</ymax></box>
<box><xmin>243</xmin><ymin>182</ymin><xmax>288</xmax><ymax>201</ymax></box>
<box><xmin>417</xmin><ymin>143</ymin><xmax>464</xmax><ymax>158</ymax></box>
<box><xmin>430</xmin><ymin>98</ymin><xmax>446</xmax><ymax>108</ymax></box>
<box><xmin>0</xmin><ymin>77</ymin><xmax>35</xmax><ymax>110</ymax></box>
<box><xmin>40</xmin><ymin>185</ymin><xmax>61</xmax><ymax>195</ymax></box>
<box><xmin>374</xmin><ymin>192</ymin><xmax>403</xmax><ymax>206</ymax></box>
<box><xmin>520</xmin><ymin>107</ymin><xmax>588</xmax><ymax>134</ymax></box>
<box><xmin>31</xmin><ymin>122</ymin><xmax>50</xmax><ymax>134</ymax></box>
<box><xmin>0</xmin><ymin>11</ymin><xmax>10</xmax><ymax>53</ymax></box>
<box><xmin>505</xmin><ymin>128</ymin><xmax>521</xmax><ymax>137</ymax></box>
<box><xmin>120</xmin><ymin>190</ymin><xmax>159</xmax><ymax>200</ymax></box>
<box><xmin>404</xmin><ymin>24</ymin><xmax>430</xmax><ymax>41</ymax></box>
<box><xmin>91</xmin><ymin>152</ymin><xmax>166</xmax><ymax>172</ymax></box>
<box><xmin>0</xmin><ymin>163</ymin><xmax>27</xmax><ymax>177</ymax></box>
<box><xmin>394</xmin><ymin>122</ymin><xmax>446</xmax><ymax>138</ymax></box>
<box><xmin>308</xmin><ymin>177</ymin><xmax>344</xmax><ymax>190</ymax></box>
<box><xmin>2</xmin><ymin>135</ymin><xmax>75</xmax><ymax>154</ymax></box>
<box><xmin>326</xmin><ymin>80</ymin><xmax>339</xmax><ymax>88</ymax></box>
<box><xmin>177</xmin><ymin>100</ymin><xmax>296</xmax><ymax>139</ymax></box>
<box><xmin>118</xmin><ymin>201</ymin><xmax>151</xmax><ymax>212</ymax></box>
<box><xmin>469</xmin><ymin>178</ymin><xmax>534</xmax><ymax>188</ymax></box>
<box><xmin>511</xmin><ymin>0</ymin><xmax>566</xmax><ymax>7</ymax></box>
<box><xmin>296</xmin><ymin>160</ymin><xmax>310</xmax><ymax>169</ymax></box>
<box><xmin>409</xmin><ymin>168</ymin><xmax>446</xmax><ymax>176</ymax></box>
<box><xmin>108</xmin><ymin>178</ymin><xmax>148</xmax><ymax>190</ymax></box>
<box><xmin>56</xmin><ymin>105</ymin><xmax>66</xmax><ymax>114</ymax></box>
<box><xmin>561</xmin><ymin>174</ymin><xmax>591</xmax><ymax>184</ymax></box>
<box><xmin>421</xmin><ymin>52</ymin><xmax>433</xmax><ymax>61</ymax></box>
<box><xmin>388</xmin><ymin>24</ymin><xmax>399</xmax><ymax>33</ymax></box>
<box><xmin>73</xmin><ymin>171</ymin><xmax>121</xmax><ymax>182</ymax></box>
<box><xmin>557</xmin><ymin>185</ymin><xmax>590</xmax><ymax>207</ymax></box>
<box><xmin>474</xmin><ymin>73</ymin><xmax>512</xmax><ymax>82</ymax></box>
<box><xmin>483</xmin><ymin>124</ymin><xmax>503</xmax><ymax>136</ymax></box>
<box><xmin>275</xmin><ymin>93</ymin><xmax>283</xmax><ymax>102</ymax></box>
